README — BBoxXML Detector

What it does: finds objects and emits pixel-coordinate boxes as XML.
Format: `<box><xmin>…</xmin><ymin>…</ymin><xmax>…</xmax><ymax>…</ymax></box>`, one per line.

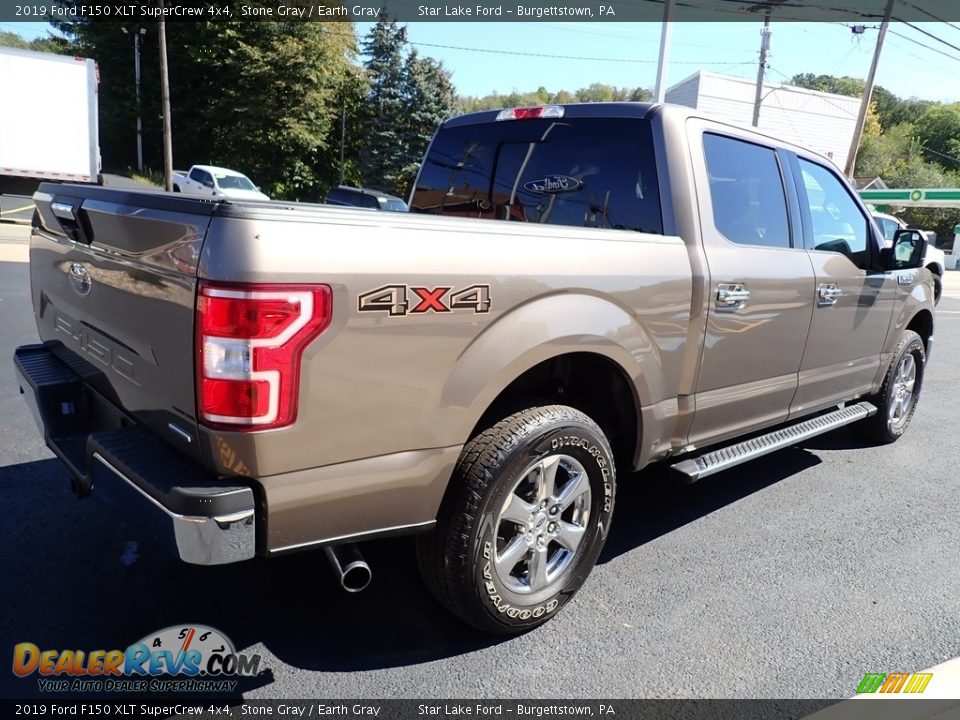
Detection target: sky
<box><xmin>3</xmin><ymin>19</ymin><xmax>960</xmax><ymax>103</ymax></box>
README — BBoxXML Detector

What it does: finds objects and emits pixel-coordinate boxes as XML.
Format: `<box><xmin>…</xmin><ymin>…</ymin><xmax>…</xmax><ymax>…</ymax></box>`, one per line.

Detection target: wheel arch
<box><xmin>906</xmin><ymin>308</ymin><xmax>934</xmax><ymax>355</ymax></box>
<box><xmin>442</xmin><ymin>293</ymin><xmax>662</xmax><ymax>471</ymax></box>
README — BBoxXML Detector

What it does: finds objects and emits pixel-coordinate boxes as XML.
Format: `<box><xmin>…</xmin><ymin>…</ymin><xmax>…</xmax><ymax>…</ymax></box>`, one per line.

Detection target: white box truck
<box><xmin>0</xmin><ymin>47</ymin><xmax>100</xmax><ymax>221</ymax></box>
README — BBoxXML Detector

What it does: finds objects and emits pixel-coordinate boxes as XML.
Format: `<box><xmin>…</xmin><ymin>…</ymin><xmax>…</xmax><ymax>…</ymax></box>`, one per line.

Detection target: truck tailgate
<box><xmin>29</xmin><ymin>183</ymin><xmax>219</xmax><ymax>460</ymax></box>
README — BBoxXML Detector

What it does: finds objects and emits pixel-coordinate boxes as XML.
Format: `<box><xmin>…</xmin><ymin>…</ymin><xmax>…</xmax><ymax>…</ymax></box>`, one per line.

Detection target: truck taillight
<box><xmin>196</xmin><ymin>282</ymin><xmax>332</xmax><ymax>429</ymax></box>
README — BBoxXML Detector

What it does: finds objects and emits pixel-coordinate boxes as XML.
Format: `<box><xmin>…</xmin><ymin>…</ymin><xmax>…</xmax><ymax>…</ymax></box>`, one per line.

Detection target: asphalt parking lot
<box><xmin>1</xmin><ymin>223</ymin><xmax>958</xmax><ymax>699</ymax></box>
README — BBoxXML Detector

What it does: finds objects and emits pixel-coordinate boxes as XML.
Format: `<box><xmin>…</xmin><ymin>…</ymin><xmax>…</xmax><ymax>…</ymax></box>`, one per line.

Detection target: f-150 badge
<box><xmin>523</xmin><ymin>175</ymin><xmax>582</xmax><ymax>194</ymax></box>
<box><xmin>358</xmin><ymin>284</ymin><xmax>491</xmax><ymax>316</ymax></box>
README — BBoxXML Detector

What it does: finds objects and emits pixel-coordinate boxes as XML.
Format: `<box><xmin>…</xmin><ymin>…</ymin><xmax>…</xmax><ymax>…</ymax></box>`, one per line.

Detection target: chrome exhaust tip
<box><xmin>324</xmin><ymin>544</ymin><xmax>372</xmax><ymax>593</ymax></box>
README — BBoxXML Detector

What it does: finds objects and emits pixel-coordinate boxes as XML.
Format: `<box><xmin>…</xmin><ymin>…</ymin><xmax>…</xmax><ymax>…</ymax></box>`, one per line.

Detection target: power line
<box><xmin>921</xmin><ymin>144</ymin><xmax>960</xmax><ymax>165</ymax></box>
<box><xmin>899</xmin><ymin>2</ymin><xmax>960</xmax><ymax>32</ymax></box>
<box><xmin>895</xmin><ymin>20</ymin><xmax>960</xmax><ymax>54</ymax></box>
<box><xmin>887</xmin><ymin>27</ymin><xmax>960</xmax><ymax>64</ymax></box>
<box><xmin>323</xmin><ymin>28</ymin><xmax>755</xmax><ymax>67</ymax></box>
<box><xmin>406</xmin><ymin>39</ymin><xmax>754</xmax><ymax>65</ymax></box>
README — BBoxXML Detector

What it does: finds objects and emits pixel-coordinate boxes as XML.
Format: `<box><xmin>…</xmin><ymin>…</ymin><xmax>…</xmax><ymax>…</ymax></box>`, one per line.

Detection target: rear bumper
<box><xmin>14</xmin><ymin>343</ymin><xmax>256</xmax><ymax>565</ymax></box>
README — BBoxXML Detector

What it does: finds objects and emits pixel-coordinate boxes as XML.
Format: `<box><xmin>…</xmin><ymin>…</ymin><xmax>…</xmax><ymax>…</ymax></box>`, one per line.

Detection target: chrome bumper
<box><xmin>91</xmin><ymin>452</ymin><xmax>255</xmax><ymax>565</ymax></box>
<box><xmin>14</xmin><ymin>343</ymin><xmax>257</xmax><ymax>566</ymax></box>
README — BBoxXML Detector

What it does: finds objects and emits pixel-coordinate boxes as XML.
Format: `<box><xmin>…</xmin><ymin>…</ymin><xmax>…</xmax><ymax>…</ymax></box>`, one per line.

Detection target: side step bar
<box><xmin>671</xmin><ymin>402</ymin><xmax>877</xmax><ymax>483</ymax></box>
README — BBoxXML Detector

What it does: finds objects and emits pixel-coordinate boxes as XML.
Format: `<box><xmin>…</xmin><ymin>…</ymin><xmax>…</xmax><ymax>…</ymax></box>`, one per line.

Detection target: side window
<box><xmin>702</xmin><ymin>133</ymin><xmax>791</xmax><ymax>249</ymax></box>
<box><xmin>878</xmin><ymin>217</ymin><xmax>898</xmax><ymax>243</ymax></box>
<box><xmin>189</xmin><ymin>168</ymin><xmax>203</xmax><ymax>183</ymax></box>
<box><xmin>798</xmin><ymin>159</ymin><xmax>870</xmax><ymax>269</ymax></box>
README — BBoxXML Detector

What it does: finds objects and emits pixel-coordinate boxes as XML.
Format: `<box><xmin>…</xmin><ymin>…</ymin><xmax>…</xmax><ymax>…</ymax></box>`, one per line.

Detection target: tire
<box><xmin>173</xmin><ymin>184</ymin><xmax>181</xmax><ymax>193</ymax></box>
<box><xmin>861</xmin><ymin>330</ymin><xmax>925</xmax><ymax>444</ymax></box>
<box><xmin>417</xmin><ymin>405</ymin><xmax>616</xmax><ymax>635</ymax></box>
<box><xmin>928</xmin><ymin>267</ymin><xmax>942</xmax><ymax>305</ymax></box>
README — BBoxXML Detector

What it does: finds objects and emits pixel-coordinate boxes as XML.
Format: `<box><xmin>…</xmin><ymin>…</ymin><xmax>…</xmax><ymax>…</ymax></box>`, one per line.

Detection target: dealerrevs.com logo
<box><xmin>13</xmin><ymin>625</ymin><xmax>263</xmax><ymax>693</ymax></box>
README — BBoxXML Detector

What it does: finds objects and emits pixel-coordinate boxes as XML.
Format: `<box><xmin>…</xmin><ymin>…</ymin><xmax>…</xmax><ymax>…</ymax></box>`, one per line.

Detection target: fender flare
<box><xmin>441</xmin><ymin>293</ymin><xmax>663</xmax><ymax>431</ymax></box>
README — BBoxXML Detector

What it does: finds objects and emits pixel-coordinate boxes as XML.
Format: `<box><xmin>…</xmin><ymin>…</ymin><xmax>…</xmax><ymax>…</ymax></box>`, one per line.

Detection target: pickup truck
<box><xmin>14</xmin><ymin>103</ymin><xmax>934</xmax><ymax>635</ymax></box>
<box><xmin>172</xmin><ymin>164</ymin><xmax>269</xmax><ymax>201</ymax></box>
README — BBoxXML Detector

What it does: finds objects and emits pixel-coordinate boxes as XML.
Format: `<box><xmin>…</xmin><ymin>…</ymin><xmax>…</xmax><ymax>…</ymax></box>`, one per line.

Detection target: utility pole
<box><xmin>339</xmin><ymin>101</ymin><xmax>346</xmax><ymax>186</ymax></box>
<box><xmin>158</xmin><ymin>1</ymin><xmax>173</xmax><ymax>191</ymax></box>
<box><xmin>653</xmin><ymin>0</ymin><xmax>674</xmax><ymax>103</ymax></box>
<box><xmin>121</xmin><ymin>27</ymin><xmax>146</xmax><ymax>172</ymax></box>
<box><xmin>844</xmin><ymin>0</ymin><xmax>896</xmax><ymax>178</ymax></box>
<box><xmin>752</xmin><ymin>14</ymin><xmax>772</xmax><ymax>127</ymax></box>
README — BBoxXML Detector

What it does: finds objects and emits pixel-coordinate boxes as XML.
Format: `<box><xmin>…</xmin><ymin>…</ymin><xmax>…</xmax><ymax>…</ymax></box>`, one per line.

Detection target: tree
<box><xmin>913</xmin><ymin>104</ymin><xmax>960</xmax><ymax>167</ymax></box>
<box><xmin>358</xmin><ymin>13</ymin><xmax>409</xmax><ymax>194</ymax></box>
<box><xmin>0</xmin><ymin>29</ymin><xmax>75</xmax><ymax>54</ymax></box>
<box><xmin>401</xmin><ymin>49</ymin><xmax>456</xmax><ymax>191</ymax></box>
<box><xmin>52</xmin><ymin>3</ymin><xmax>362</xmax><ymax>200</ymax></box>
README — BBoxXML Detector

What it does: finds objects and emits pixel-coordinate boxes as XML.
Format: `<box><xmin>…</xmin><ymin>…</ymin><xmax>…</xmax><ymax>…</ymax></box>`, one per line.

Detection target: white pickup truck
<box><xmin>172</xmin><ymin>164</ymin><xmax>269</xmax><ymax>201</ymax></box>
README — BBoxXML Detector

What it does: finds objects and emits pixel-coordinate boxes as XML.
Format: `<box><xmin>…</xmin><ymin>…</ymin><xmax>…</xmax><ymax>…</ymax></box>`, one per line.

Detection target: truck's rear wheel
<box><xmin>861</xmin><ymin>330</ymin><xmax>925</xmax><ymax>444</ymax></box>
<box><xmin>417</xmin><ymin>405</ymin><xmax>616</xmax><ymax>635</ymax></box>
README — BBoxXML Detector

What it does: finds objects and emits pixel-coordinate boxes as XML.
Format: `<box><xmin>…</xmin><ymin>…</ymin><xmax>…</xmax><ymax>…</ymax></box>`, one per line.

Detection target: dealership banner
<box><xmin>7</xmin><ymin>0</ymin><xmax>960</xmax><ymax>24</ymax></box>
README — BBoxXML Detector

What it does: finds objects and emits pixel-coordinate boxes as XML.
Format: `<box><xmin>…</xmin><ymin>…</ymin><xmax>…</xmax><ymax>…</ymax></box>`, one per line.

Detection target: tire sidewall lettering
<box><xmin>471</xmin><ymin>420</ymin><xmax>615</xmax><ymax>628</ymax></box>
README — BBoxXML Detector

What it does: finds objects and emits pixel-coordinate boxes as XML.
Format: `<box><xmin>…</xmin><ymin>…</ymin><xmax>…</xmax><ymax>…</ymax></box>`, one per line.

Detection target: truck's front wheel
<box><xmin>417</xmin><ymin>406</ymin><xmax>616</xmax><ymax>635</ymax></box>
<box><xmin>862</xmin><ymin>330</ymin><xmax>925</xmax><ymax>444</ymax></box>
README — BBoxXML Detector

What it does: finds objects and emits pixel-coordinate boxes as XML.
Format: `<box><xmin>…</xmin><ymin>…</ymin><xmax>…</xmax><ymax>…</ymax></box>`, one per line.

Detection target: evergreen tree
<box><xmin>400</xmin><ymin>49</ymin><xmax>456</xmax><ymax>192</ymax></box>
<box><xmin>359</xmin><ymin>13</ymin><xmax>409</xmax><ymax>194</ymax></box>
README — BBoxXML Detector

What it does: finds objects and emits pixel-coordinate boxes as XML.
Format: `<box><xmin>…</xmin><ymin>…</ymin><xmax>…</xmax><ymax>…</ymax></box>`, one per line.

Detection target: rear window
<box><xmin>411</xmin><ymin>117</ymin><xmax>662</xmax><ymax>234</ymax></box>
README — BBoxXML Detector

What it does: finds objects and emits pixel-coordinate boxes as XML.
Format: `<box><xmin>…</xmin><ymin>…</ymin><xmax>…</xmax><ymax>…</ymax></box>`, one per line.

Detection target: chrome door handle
<box><xmin>818</xmin><ymin>283</ymin><xmax>842</xmax><ymax>305</ymax></box>
<box><xmin>716</xmin><ymin>283</ymin><xmax>750</xmax><ymax>311</ymax></box>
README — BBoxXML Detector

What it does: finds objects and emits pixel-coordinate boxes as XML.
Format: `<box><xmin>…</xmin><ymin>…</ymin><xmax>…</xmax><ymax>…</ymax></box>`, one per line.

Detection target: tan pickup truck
<box><xmin>14</xmin><ymin>103</ymin><xmax>934</xmax><ymax>635</ymax></box>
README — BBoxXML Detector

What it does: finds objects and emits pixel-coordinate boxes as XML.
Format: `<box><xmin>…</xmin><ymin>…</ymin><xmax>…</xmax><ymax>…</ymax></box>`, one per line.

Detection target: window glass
<box><xmin>411</xmin><ymin>118</ymin><xmax>662</xmax><ymax>234</ymax></box>
<box><xmin>189</xmin><ymin>168</ymin><xmax>203</xmax><ymax>183</ymax></box>
<box><xmin>875</xmin><ymin>216</ymin><xmax>900</xmax><ymax>243</ymax></box>
<box><xmin>799</xmin><ymin>159</ymin><xmax>870</xmax><ymax>269</ymax></box>
<box><xmin>217</xmin><ymin>174</ymin><xmax>256</xmax><ymax>191</ymax></box>
<box><xmin>702</xmin><ymin>133</ymin><xmax>791</xmax><ymax>249</ymax></box>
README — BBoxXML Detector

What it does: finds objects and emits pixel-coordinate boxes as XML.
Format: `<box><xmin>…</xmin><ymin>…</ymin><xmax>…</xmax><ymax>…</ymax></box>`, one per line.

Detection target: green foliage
<box><xmin>52</xmin><ymin>3</ymin><xmax>362</xmax><ymax>201</ymax></box>
<box><xmin>358</xmin><ymin>13</ymin><xmax>457</xmax><ymax>197</ymax></box>
<box><xmin>400</xmin><ymin>49</ymin><xmax>456</xmax><ymax>191</ymax></box>
<box><xmin>0</xmin><ymin>29</ymin><xmax>76</xmax><ymax>54</ymax></box>
<box><xmin>791</xmin><ymin>73</ymin><xmax>960</xmax><ymax>239</ymax></box>
<box><xmin>460</xmin><ymin>84</ymin><xmax>651</xmax><ymax>113</ymax></box>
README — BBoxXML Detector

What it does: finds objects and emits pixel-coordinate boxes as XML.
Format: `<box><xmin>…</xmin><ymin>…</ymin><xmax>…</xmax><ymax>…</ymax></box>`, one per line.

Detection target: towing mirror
<box><xmin>885</xmin><ymin>229</ymin><xmax>925</xmax><ymax>270</ymax></box>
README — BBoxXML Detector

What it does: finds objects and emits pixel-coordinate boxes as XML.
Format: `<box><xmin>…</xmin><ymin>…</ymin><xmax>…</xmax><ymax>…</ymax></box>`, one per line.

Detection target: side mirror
<box><xmin>884</xmin><ymin>229</ymin><xmax>926</xmax><ymax>270</ymax></box>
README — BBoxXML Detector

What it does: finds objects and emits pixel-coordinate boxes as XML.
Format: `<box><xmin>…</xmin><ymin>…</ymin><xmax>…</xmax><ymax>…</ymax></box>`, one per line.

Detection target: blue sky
<box><xmin>4</xmin><ymin>20</ymin><xmax>960</xmax><ymax>102</ymax></box>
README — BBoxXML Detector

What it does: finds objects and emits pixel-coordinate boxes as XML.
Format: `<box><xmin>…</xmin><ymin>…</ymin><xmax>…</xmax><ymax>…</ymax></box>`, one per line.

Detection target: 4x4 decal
<box><xmin>358</xmin><ymin>284</ymin><xmax>491</xmax><ymax>316</ymax></box>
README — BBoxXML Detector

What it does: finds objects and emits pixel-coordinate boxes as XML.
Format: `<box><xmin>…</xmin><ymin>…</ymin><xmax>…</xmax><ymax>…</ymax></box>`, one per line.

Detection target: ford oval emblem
<box><xmin>68</xmin><ymin>262</ymin><xmax>92</xmax><ymax>296</ymax></box>
<box><xmin>522</xmin><ymin>175</ymin><xmax>582</xmax><ymax>194</ymax></box>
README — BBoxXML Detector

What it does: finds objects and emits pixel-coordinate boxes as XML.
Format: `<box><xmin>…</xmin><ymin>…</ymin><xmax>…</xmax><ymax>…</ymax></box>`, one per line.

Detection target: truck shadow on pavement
<box><xmin>1</xmin><ymin>445</ymin><xmax>823</xmax><ymax>682</ymax></box>
<box><xmin>599</xmin><ymin>446</ymin><xmax>822</xmax><ymax>563</ymax></box>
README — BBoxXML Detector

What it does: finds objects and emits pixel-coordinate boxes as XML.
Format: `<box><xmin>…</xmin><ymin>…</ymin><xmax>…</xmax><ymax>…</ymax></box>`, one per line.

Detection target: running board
<box><xmin>671</xmin><ymin>402</ymin><xmax>877</xmax><ymax>483</ymax></box>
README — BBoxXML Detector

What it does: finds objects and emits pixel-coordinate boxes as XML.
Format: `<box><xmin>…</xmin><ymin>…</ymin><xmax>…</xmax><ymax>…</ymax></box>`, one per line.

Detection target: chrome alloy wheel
<box><xmin>889</xmin><ymin>352</ymin><xmax>917</xmax><ymax>429</ymax></box>
<box><xmin>492</xmin><ymin>454</ymin><xmax>592</xmax><ymax>595</ymax></box>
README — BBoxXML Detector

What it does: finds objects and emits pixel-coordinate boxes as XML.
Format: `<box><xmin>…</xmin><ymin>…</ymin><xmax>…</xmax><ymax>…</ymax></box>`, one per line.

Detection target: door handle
<box><xmin>818</xmin><ymin>283</ymin><xmax>842</xmax><ymax>305</ymax></box>
<box><xmin>716</xmin><ymin>283</ymin><xmax>750</xmax><ymax>311</ymax></box>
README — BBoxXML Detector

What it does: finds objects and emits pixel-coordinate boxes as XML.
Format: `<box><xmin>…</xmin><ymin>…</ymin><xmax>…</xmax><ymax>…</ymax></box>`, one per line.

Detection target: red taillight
<box><xmin>495</xmin><ymin>105</ymin><xmax>565</xmax><ymax>121</ymax></box>
<box><xmin>197</xmin><ymin>282</ymin><xmax>332</xmax><ymax>429</ymax></box>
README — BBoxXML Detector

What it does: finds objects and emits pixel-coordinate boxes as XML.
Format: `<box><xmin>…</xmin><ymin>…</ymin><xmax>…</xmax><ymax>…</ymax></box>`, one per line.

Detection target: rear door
<box><xmin>788</xmin><ymin>156</ymin><xmax>896</xmax><ymax>415</ymax></box>
<box><xmin>31</xmin><ymin>185</ymin><xmax>216</xmax><ymax>458</ymax></box>
<box><xmin>686</xmin><ymin>124</ymin><xmax>816</xmax><ymax>447</ymax></box>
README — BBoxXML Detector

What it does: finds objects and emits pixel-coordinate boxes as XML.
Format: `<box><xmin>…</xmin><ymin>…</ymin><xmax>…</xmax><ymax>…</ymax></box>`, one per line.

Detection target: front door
<box><xmin>789</xmin><ymin>156</ymin><xmax>897</xmax><ymax>416</ymax></box>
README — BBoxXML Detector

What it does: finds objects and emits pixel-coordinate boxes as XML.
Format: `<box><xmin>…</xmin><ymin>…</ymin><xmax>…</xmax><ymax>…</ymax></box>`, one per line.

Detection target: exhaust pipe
<box><xmin>324</xmin><ymin>543</ymin><xmax>372</xmax><ymax>593</ymax></box>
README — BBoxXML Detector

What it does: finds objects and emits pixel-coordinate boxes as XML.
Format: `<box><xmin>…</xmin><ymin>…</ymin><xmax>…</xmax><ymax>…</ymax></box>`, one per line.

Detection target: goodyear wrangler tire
<box><xmin>416</xmin><ymin>405</ymin><xmax>616</xmax><ymax>635</ymax></box>
<box><xmin>861</xmin><ymin>330</ymin><xmax>925</xmax><ymax>444</ymax></box>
